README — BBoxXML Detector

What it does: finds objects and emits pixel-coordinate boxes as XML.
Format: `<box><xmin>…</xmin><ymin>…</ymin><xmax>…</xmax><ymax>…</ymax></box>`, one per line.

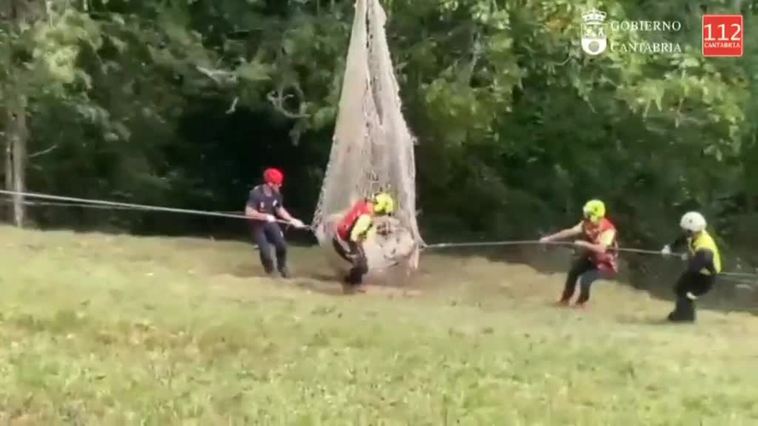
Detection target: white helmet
<box><xmin>680</xmin><ymin>211</ymin><xmax>706</xmax><ymax>233</ymax></box>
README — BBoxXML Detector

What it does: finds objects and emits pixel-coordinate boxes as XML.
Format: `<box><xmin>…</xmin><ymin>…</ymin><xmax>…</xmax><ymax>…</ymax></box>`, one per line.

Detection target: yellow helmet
<box><xmin>582</xmin><ymin>199</ymin><xmax>606</xmax><ymax>223</ymax></box>
<box><xmin>372</xmin><ymin>192</ymin><xmax>395</xmax><ymax>215</ymax></box>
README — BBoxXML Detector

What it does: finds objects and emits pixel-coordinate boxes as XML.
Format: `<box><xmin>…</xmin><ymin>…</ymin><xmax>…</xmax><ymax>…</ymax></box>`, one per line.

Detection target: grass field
<box><xmin>1</xmin><ymin>225</ymin><xmax>758</xmax><ymax>425</ymax></box>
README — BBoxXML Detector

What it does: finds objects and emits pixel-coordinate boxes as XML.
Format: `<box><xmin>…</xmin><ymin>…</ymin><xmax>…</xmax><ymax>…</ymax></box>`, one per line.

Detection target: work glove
<box><xmin>266</xmin><ymin>214</ymin><xmax>276</xmax><ymax>223</ymax></box>
<box><xmin>290</xmin><ymin>218</ymin><xmax>306</xmax><ymax>229</ymax></box>
<box><xmin>661</xmin><ymin>245</ymin><xmax>671</xmax><ymax>256</ymax></box>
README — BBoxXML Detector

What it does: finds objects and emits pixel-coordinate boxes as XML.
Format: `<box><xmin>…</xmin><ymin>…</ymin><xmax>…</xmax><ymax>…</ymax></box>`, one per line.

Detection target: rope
<box><xmin>0</xmin><ymin>189</ymin><xmax>308</xmax><ymax>228</ymax></box>
<box><xmin>423</xmin><ymin>240</ymin><xmax>673</xmax><ymax>256</ymax></box>
<box><xmin>0</xmin><ymin>189</ymin><xmax>756</xmax><ymax>280</ymax></box>
<box><xmin>0</xmin><ymin>198</ymin><xmax>160</xmax><ymax>210</ymax></box>
<box><xmin>0</xmin><ymin>197</ymin><xmax>248</xmax><ymax>215</ymax></box>
<box><xmin>422</xmin><ymin>239</ymin><xmax>758</xmax><ymax>280</ymax></box>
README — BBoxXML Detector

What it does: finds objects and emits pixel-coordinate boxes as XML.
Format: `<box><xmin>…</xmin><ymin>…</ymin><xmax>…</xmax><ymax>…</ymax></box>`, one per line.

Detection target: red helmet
<box><xmin>263</xmin><ymin>168</ymin><xmax>284</xmax><ymax>186</ymax></box>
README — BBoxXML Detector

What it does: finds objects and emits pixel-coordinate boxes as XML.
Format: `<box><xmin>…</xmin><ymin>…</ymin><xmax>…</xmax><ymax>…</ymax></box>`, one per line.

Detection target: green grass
<box><xmin>1</xmin><ymin>225</ymin><xmax>757</xmax><ymax>425</ymax></box>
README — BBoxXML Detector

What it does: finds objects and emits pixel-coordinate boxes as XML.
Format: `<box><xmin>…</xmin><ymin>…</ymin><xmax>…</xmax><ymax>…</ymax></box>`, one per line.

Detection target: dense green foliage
<box><xmin>1</xmin><ymin>0</ymin><xmax>756</xmax><ymax>263</ymax></box>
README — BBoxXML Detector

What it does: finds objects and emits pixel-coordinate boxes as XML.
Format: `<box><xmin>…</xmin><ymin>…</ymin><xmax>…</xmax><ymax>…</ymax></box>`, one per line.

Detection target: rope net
<box><xmin>311</xmin><ymin>0</ymin><xmax>423</xmax><ymax>283</ymax></box>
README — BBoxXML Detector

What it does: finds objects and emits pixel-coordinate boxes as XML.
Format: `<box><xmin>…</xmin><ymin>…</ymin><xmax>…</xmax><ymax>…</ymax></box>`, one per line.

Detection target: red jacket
<box><xmin>337</xmin><ymin>200</ymin><xmax>374</xmax><ymax>241</ymax></box>
<box><xmin>582</xmin><ymin>217</ymin><xmax>619</xmax><ymax>273</ymax></box>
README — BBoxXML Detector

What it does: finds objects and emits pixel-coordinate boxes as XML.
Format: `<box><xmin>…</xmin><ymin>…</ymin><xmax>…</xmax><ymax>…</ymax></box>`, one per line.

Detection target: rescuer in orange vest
<box><xmin>539</xmin><ymin>199</ymin><xmax>619</xmax><ymax>307</ymax></box>
<box><xmin>331</xmin><ymin>192</ymin><xmax>395</xmax><ymax>290</ymax></box>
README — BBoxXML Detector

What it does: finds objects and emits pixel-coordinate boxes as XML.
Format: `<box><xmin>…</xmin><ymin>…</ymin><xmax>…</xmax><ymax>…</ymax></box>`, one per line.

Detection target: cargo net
<box><xmin>311</xmin><ymin>0</ymin><xmax>423</xmax><ymax>283</ymax></box>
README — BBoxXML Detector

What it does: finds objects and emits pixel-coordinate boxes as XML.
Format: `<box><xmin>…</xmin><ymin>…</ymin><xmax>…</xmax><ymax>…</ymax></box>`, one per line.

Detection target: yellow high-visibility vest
<box><xmin>689</xmin><ymin>230</ymin><xmax>722</xmax><ymax>275</ymax></box>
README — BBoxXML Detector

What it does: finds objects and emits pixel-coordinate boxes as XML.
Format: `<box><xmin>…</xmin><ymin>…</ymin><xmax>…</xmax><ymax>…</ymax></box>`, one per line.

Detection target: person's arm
<box><xmin>350</xmin><ymin>215</ymin><xmax>373</xmax><ymax>242</ymax></box>
<box><xmin>244</xmin><ymin>191</ymin><xmax>274</xmax><ymax>221</ymax></box>
<box><xmin>574</xmin><ymin>229</ymin><xmax>615</xmax><ymax>253</ymax></box>
<box><xmin>275</xmin><ymin>206</ymin><xmax>294</xmax><ymax>222</ymax></box>
<box><xmin>688</xmin><ymin>249</ymin><xmax>716</xmax><ymax>274</ymax></box>
<box><xmin>541</xmin><ymin>223</ymin><xmax>583</xmax><ymax>242</ymax></box>
<box><xmin>245</xmin><ymin>205</ymin><xmax>273</xmax><ymax>221</ymax></box>
<box><xmin>661</xmin><ymin>234</ymin><xmax>688</xmax><ymax>256</ymax></box>
<box><xmin>274</xmin><ymin>193</ymin><xmax>307</xmax><ymax>228</ymax></box>
<box><xmin>668</xmin><ymin>234</ymin><xmax>688</xmax><ymax>251</ymax></box>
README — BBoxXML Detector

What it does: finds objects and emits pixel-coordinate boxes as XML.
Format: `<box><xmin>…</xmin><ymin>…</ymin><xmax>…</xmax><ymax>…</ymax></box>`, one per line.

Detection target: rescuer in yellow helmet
<box><xmin>539</xmin><ymin>199</ymin><xmax>619</xmax><ymax>308</ymax></box>
<box><xmin>332</xmin><ymin>192</ymin><xmax>395</xmax><ymax>292</ymax></box>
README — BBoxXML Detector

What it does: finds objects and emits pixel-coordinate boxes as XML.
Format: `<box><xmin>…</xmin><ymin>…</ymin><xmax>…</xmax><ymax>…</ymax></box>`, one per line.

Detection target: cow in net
<box><xmin>313</xmin><ymin>209</ymin><xmax>420</xmax><ymax>286</ymax></box>
<box><xmin>310</xmin><ymin>0</ymin><xmax>424</xmax><ymax>286</ymax></box>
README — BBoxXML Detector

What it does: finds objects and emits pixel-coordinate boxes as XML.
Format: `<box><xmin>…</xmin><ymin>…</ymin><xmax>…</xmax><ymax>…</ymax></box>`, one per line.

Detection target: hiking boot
<box><xmin>668</xmin><ymin>313</ymin><xmax>695</xmax><ymax>323</ymax></box>
<box><xmin>342</xmin><ymin>283</ymin><xmax>363</xmax><ymax>294</ymax></box>
<box><xmin>667</xmin><ymin>308</ymin><xmax>695</xmax><ymax>323</ymax></box>
<box><xmin>670</xmin><ymin>307</ymin><xmax>695</xmax><ymax>322</ymax></box>
<box><xmin>667</xmin><ymin>297</ymin><xmax>694</xmax><ymax>322</ymax></box>
<box><xmin>278</xmin><ymin>267</ymin><xmax>291</xmax><ymax>279</ymax></box>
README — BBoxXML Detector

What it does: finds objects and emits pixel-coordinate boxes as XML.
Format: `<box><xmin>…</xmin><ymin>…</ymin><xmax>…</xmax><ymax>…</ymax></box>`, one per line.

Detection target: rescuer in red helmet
<box><xmin>244</xmin><ymin>167</ymin><xmax>306</xmax><ymax>278</ymax></box>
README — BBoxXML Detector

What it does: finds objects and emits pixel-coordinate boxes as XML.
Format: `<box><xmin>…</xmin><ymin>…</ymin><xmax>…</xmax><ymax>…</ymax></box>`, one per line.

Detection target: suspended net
<box><xmin>311</xmin><ymin>0</ymin><xmax>423</xmax><ymax>284</ymax></box>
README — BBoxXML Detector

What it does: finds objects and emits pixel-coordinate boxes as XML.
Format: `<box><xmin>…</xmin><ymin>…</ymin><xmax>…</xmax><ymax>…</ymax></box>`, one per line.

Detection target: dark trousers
<box><xmin>252</xmin><ymin>222</ymin><xmax>287</xmax><ymax>274</ymax></box>
<box><xmin>668</xmin><ymin>271</ymin><xmax>715</xmax><ymax>322</ymax></box>
<box><xmin>332</xmin><ymin>237</ymin><xmax>368</xmax><ymax>285</ymax></box>
<box><xmin>561</xmin><ymin>257</ymin><xmax>610</xmax><ymax>304</ymax></box>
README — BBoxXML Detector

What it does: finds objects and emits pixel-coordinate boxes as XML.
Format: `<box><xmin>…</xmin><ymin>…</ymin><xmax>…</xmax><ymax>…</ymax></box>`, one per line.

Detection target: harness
<box><xmin>582</xmin><ymin>217</ymin><xmax>619</xmax><ymax>273</ymax></box>
<box><xmin>337</xmin><ymin>200</ymin><xmax>374</xmax><ymax>241</ymax></box>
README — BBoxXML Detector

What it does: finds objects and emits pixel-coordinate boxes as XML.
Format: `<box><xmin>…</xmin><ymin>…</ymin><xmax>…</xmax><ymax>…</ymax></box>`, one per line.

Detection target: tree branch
<box><xmin>225</xmin><ymin>97</ymin><xmax>239</xmax><ymax>114</ymax></box>
<box><xmin>196</xmin><ymin>65</ymin><xmax>238</xmax><ymax>85</ymax></box>
<box><xmin>28</xmin><ymin>143</ymin><xmax>58</xmax><ymax>159</ymax></box>
<box><xmin>266</xmin><ymin>82</ymin><xmax>310</xmax><ymax>119</ymax></box>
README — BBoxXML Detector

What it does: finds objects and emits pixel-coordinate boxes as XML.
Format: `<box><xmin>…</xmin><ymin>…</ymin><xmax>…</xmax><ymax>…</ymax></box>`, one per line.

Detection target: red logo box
<box><xmin>702</xmin><ymin>14</ymin><xmax>744</xmax><ymax>57</ymax></box>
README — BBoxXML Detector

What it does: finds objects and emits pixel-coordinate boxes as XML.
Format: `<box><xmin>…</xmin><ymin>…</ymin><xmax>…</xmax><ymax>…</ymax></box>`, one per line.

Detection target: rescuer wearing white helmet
<box><xmin>660</xmin><ymin>211</ymin><xmax>722</xmax><ymax>322</ymax></box>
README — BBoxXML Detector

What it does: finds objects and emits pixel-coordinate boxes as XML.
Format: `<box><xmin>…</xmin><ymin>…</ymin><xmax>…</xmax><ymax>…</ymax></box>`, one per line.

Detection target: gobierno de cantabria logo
<box><xmin>581</xmin><ymin>9</ymin><xmax>608</xmax><ymax>56</ymax></box>
<box><xmin>579</xmin><ymin>8</ymin><xmax>683</xmax><ymax>56</ymax></box>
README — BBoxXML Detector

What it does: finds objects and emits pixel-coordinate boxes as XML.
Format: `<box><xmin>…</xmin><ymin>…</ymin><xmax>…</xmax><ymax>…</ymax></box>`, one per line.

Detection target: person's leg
<box><xmin>690</xmin><ymin>274</ymin><xmax>715</xmax><ymax>298</ymax></box>
<box><xmin>252</xmin><ymin>224</ymin><xmax>275</xmax><ymax>274</ymax></box>
<box><xmin>679</xmin><ymin>274</ymin><xmax>715</xmax><ymax>322</ymax></box>
<box><xmin>345</xmin><ymin>241</ymin><xmax>368</xmax><ymax>286</ymax></box>
<box><xmin>575</xmin><ymin>267</ymin><xmax>609</xmax><ymax>306</ymax></box>
<box><xmin>332</xmin><ymin>237</ymin><xmax>353</xmax><ymax>263</ymax></box>
<box><xmin>669</xmin><ymin>272</ymin><xmax>697</xmax><ymax>322</ymax></box>
<box><xmin>264</xmin><ymin>223</ymin><xmax>289</xmax><ymax>277</ymax></box>
<box><xmin>559</xmin><ymin>257</ymin><xmax>594</xmax><ymax>304</ymax></box>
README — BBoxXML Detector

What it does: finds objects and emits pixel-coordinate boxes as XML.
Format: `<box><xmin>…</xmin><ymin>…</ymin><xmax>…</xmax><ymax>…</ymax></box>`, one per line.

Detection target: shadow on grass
<box><xmin>292</xmin><ymin>279</ymin><xmax>347</xmax><ymax>297</ymax></box>
<box><xmin>424</xmin><ymin>244</ymin><xmax>758</xmax><ymax>318</ymax></box>
<box><xmin>614</xmin><ymin>314</ymin><xmax>672</xmax><ymax>326</ymax></box>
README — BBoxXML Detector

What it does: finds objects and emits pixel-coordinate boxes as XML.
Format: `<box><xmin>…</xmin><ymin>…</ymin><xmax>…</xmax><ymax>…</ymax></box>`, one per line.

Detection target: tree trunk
<box><xmin>4</xmin><ymin>130</ymin><xmax>11</xmax><ymax>220</ymax></box>
<box><xmin>3</xmin><ymin>0</ymin><xmax>37</xmax><ymax>228</ymax></box>
<box><xmin>12</xmin><ymin>99</ymin><xmax>27</xmax><ymax>227</ymax></box>
<box><xmin>5</xmin><ymin>97</ymin><xmax>27</xmax><ymax>227</ymax></box>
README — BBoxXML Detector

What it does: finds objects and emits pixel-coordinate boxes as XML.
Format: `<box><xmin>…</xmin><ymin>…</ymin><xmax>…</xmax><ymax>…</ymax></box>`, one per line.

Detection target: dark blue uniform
<box><xmin>247</xmin><ymin>185</ymin><xmax>288</xmax><ymax>275</ymax></box>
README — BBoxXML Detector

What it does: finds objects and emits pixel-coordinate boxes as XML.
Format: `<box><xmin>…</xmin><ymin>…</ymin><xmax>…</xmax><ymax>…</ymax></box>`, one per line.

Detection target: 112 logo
<box><xmin>702</xmin><ymin>14</ymin><xmax>744</xmax><ymax>57</ymax></box>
